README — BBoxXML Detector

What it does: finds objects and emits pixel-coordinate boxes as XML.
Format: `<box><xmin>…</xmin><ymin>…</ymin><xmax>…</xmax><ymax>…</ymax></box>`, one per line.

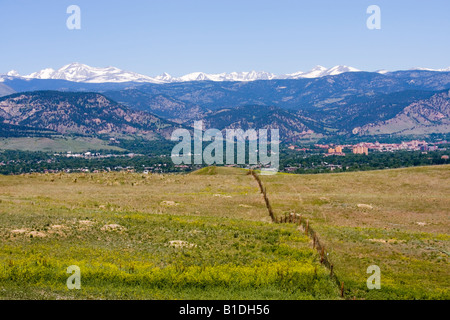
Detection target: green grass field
<box><xmin>0</xmin><ymin>165</ymin><xmax>448</xmax><ymax>299</ymax></box>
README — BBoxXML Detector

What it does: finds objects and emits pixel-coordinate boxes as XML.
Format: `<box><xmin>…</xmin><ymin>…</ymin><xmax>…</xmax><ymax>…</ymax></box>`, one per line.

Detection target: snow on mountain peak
<box><xmin>174</xmin><ymin>70</ymin><xmax>277</xmax><ymax>82</ymax></box>
<box><xmin>409</xmin><ymin>66</ymin><xmax>450</xmax><ymax>72</ymax></box>
<box><xmin>22</xmin><ymin>63</ymin><xmax>163</xmax><ymax>84</ymax></box>
<box><xmin>6</xmin><ymin>70</ymin><xmax>20</xmax><ymax>77</ymax></box>
<box><xmin>327</xmin><ymin>65</ymin><xmax>360</xmax><ymax>75</ymax></box>
<box><xmin>5</xmin><ymin>63</ymin><xmax>449</xmax><ymax>84</ymax></box>
<box><xmin>155</xmin><ymin>72</ymin><xmax>173</xmax><ymax>82</ymax></box>
<box><xmin>283</xmin><ymin>65</ymin><xmax>360</xmax><ymax>79</ymax></box>
<box><xmin>26</xmin><ymin>68</ymin><xmax>56</xmax><ymax>79</ymax></box>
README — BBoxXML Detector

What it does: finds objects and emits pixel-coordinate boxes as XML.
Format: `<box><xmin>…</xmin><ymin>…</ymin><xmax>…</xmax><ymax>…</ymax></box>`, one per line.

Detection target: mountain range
<box><xmin>0</xmin><ymin>65</ymin><xmax>449</xmax><ymax>142</ymax></box>
<box><xmin>1</xmin><ymin>88</ymin><xmax>448</xmax><ymax>142</ymax></box>
<box><xmin>3</xmin><ymin>63</ymin><xmax>450</xmax><ymax>85</ymax></box>
<box><xmin>0</xmin><ymin>91</ymin><xmax>179</xmax><ymax>139</ymax></box>
<box><xmin>2</xmin><ymin>62</ymin><xmax>441</xmax><ymax>84</ymax></box>
<box><xmin>5</xmin><ymin>63</ymin><xmax>162</xmax><ymax>84</ymax></box>
<box><xmin>355</xmin><ymin>89</ymin><xmax>450</xmax><ymax>136</ymax></box>
<box><xmin>1</xmin><ymin>63</ymin><xmax>363</xmax><ymax>84</ymax></box>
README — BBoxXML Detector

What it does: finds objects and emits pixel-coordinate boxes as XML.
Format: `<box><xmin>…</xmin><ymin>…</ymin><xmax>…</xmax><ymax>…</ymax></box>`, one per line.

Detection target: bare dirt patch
<box><xmin>10</xmin><ymin>228</ymin><xmax>29</xmax><ymax>234</ymax></box>
<box><xmin>168</xmin><ymin>240</ymin><xmax>197</xmax><ymax>248</ymax></box>
<box><xmin>101</xmin><ymin>224</ymin><xmax>126</xmax><ymax>232</ymax></box>
<box><xmin>160</xmin><ymin>200</ymin><xmax>178</xmax><ymax>206</ymax></box>
<box><xmin>78</xmin><ymin>220</ymin><xmax>95</xmax><ymax>226</ymax></box>
<box><xmin>29</xmin><ymin>231</ymin><xmax>47</xmax><ymax>238</ymax></box>
<box><xmin>357</xmin><ymin>204</ymin><xmax>373</xmax><ymax>210</ymax></box>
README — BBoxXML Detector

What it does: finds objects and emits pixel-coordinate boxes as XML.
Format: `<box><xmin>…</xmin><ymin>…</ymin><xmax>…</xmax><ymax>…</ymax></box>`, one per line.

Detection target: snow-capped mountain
<box><xmin>6</xmin><ymin>70</ymin><xmax>20</xmax><ymax>77</ymax></box>
<box><xmin>2</xmin><ymin>63</ymin><xmax>450</xmax><ymax>84</ymax></box>
<box><xmin>176</xmin><ymin>70</ymin><xmax>277</xmax><ymax>82</ymax></box>
<box><xmin>1</xmin><ymin>63</ymin><xmax>360</xmax><ymax>83</ymax></box>
<box><xmin>22</xmin><ymin>63</ymin><xmax>164</xmax><ymax>84</ymax></box>
<box><xmin>281</xmin><ymin>65</ymin><xmax>361</xmax><ymax>79</ymax></box>
<box><xmin>154</xmin><ymin>72</ymin><xmax>174</xmax><ymax>82</ymax></box>
<box><xmin>161</xmin><ymin>67</ymin><xmax>356</xmax><ymax>82</ymax></box>
<box><xmin>409</xmin><ymin>67</ymin><xmax>450</xmax><ymax>72</ymax></box>
<box><xmin>153</xmin><ymin>71</ymin><xmax>277</xmax><ymax>82</ymax></box>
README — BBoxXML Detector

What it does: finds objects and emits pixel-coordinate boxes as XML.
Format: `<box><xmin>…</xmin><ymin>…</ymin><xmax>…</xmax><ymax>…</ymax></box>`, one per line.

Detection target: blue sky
<box><xmin>1</xmin><ymin>0</ymin><xmax>449</xmax><ymax>76</ymax></box>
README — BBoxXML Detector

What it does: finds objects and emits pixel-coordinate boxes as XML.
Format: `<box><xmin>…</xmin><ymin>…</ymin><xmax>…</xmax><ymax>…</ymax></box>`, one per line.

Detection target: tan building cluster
<box><xmin>326</xmin><ymin>145</ymin><xmax>345</xmax><ymax>156</ymax></box>
<box><xmin>352</xmin><ymin>145</ymin><xmax>369</xmax><ymax>155</ymax></box>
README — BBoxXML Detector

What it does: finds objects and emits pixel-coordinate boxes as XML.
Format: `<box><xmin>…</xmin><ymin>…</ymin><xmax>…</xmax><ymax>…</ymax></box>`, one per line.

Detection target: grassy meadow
<box><xmin>260</xmin><ymin>165</ymin><xmax>450</xmax><ymax>299</ymax></box>
<box><xmin>0</xmin><ymin>166</ymin><xmax>337</xmax><ymax>299</ymax></box>
<box><xmin>0</xmin><ymin>165</ymin><xmax>448</xmax><ymax>299</ymax></box>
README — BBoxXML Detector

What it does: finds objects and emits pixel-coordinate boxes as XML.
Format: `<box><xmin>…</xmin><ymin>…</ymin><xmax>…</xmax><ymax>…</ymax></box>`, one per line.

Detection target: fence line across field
<box><xmin>249</xmin><ymin>169</ymin><xmax>345</xmax><ymax>298</ymax></box>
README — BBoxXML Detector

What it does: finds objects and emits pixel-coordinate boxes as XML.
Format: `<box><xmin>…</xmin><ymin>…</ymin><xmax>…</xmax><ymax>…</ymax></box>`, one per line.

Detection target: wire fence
<box><xmin>249</xmin><ymin>169</ymin><xmax>345</xmax><ymax>298</ymax></box>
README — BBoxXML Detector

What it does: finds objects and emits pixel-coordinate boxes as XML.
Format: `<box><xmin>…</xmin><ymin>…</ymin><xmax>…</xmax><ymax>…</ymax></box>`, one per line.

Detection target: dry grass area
<box><xmin>260</xmin><ymin>165</ymin><xmax>450</xmax><ymax>299</ymax></box>
<box><xmin>0</xmin><ymin>167</ymin><xmax>269</xmax><ymax>224</ymax></box>
<box><xmin>0</xmin><ymin>166</ymin><xmax>339</xmax><ymax>299</ymax></box>
<box><xmin>0</xmin><ymin>165</ymin><xmax>448</xmax><ymax>299</ymax></box>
